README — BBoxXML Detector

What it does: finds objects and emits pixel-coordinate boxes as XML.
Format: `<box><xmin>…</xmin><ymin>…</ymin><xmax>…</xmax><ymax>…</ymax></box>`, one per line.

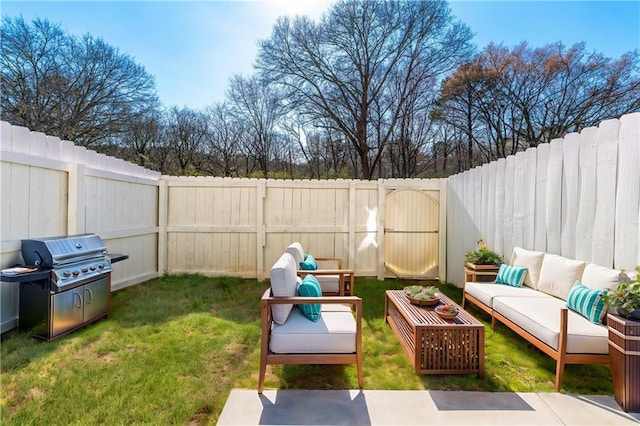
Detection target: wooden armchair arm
<box><xmin>314</xmin><ymin>257</ymin><xmax>343</xmax><ymax>269</ymax></box>
<box><xmin>296</xmin><ymin>269</ymin><xmax>356</xmax><ymax>296</ymax></box>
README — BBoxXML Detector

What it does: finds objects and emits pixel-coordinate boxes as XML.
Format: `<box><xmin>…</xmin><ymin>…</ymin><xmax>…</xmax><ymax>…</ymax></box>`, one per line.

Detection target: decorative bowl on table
<box><xmin>403</xmin><ymin>285</ymin><xmax>440</xmax><ymax>306</ymax></box>
<box><xmin>435</xmin><ymin>304</ymin><xmax>458</xmax><ymax>319</ymax></box>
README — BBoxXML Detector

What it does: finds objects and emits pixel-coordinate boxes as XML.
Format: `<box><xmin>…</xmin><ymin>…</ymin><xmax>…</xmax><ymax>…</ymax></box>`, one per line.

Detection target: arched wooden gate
<box><xmin>384</xmin><ymin>189</ymin><xmax>439</xmax><ymax>279</ymax></box>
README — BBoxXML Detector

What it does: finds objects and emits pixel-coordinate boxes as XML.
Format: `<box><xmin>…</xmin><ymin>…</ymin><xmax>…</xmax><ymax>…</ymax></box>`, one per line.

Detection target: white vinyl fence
<box><xmin>160</xmin><ymin>176</ymin><xmax>446</xmax><ymax>281</ymax></box>
<box><xmin>2</xmin><ymin>112</ymin><xmax>639</xmax><ymax>333</ymax></box>
<box><xmin>446</xmin><ymin>113</ymin><xmax>640</xmax><ymax>286</ymax></box>
<box><xmin>1</xmin><ymin>122</ymin><xmax>161</xmax><ymax>332</ymax></box>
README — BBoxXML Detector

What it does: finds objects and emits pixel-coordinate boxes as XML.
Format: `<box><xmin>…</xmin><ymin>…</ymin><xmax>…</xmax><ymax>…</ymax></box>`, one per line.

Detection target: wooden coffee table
<box><xmin>385</xmin><ymin>290</ymin><xmax>484</xmax><ymax>377</ymax></box>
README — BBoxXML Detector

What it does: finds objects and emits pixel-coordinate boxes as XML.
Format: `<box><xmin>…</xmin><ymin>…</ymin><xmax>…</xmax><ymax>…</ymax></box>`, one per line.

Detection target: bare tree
<box><xmin>226</xmin><ymin>74</ymin><xmax>286</xmax><ymax>178</ymax></box>
<box><xmin>201</xmin><ymin>102</ymin><xmax>242</xmax><ymax>177</ymax></box>
<box><xmin>164</xmin><ymin>106</ymin><xmax>207</xmax><ymax>175</ymax></box>
<box><xmin>256</xmin><ymin>0</ymin><xmax>473</xmax><ymax>179</ymax></box>
<box><xmin>1</xmin><ymin>16</ymin><xmax>159</xmax><ymax>147</ymax></box>
<box><xmin>437</xmin><ymin>42</ymin><xmax>640</xmax><ymax>165</ymax></box>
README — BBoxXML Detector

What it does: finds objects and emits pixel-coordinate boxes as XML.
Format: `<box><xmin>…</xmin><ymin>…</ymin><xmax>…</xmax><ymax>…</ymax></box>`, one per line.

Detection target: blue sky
<box><xmin>3</xmin><ymin>1</ymin><xmax>639</xmax><ymax>110</ymax></box>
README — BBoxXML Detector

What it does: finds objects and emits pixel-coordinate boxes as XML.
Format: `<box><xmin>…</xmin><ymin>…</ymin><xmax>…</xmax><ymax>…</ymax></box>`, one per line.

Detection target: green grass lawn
<box><xmin>1</xmin><ymin>275</ymin><xmax>613</xmax><ymax>424</ymax></box>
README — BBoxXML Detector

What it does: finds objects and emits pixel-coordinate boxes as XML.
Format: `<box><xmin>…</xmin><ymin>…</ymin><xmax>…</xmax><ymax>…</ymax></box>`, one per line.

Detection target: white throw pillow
<box><xmin>510</xmin><ymin>247</ymin><xmax>545</xmax><ymax>289</ymax></box>
<box><xmin>537</xmin><ymin>254</ymin><xmax>586</xmax><ymax>300</ymax></box>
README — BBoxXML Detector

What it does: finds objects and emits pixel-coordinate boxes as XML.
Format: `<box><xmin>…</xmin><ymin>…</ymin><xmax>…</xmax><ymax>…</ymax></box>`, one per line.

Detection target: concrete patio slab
<box><xmin>217</xmin><ymin>389</ymin><xmax>640</xmax><ymax>425</ymax></box>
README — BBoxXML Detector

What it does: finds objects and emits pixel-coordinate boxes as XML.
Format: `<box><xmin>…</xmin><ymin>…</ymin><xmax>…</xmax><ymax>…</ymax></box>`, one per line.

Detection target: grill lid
<box><xmin>21</xmin><ymin>234</ymin><xmax>108</xmax><ymax>267</ymax></box>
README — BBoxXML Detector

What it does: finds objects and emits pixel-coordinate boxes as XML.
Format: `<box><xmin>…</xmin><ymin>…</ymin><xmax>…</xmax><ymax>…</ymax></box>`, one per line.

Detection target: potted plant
<box><xmin>464</xmin><ymin>238</ymin><xmax>503</xmax><ymax>266</ymax></box>
<box><xmin>602</xmin><ymin>266</ymin><xmax>640</xmax><ymax>321</ymax></box>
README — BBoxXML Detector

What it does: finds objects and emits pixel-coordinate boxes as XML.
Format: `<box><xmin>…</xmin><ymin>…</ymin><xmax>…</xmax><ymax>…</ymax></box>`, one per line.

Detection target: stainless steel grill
<box><xmin>2</xmin><ymin>233</ymin><xmax>126</xmax><ymax>340</ymax></box>
<box><xmin>21</xmin><ymin>233</ymin><xmax>112</xmax><ymax>292</ymax></box>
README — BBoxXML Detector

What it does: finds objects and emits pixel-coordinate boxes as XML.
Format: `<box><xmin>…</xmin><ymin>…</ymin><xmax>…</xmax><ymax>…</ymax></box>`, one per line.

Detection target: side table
<box><xmin>607</xmin><ymin>313</ymin><xmax>640</xmax><ymax>413</ymax></box>
<box><xmin>464</xmin><ymin>262</ymin><xmax>499</xmax><ymax>283</ymax></box>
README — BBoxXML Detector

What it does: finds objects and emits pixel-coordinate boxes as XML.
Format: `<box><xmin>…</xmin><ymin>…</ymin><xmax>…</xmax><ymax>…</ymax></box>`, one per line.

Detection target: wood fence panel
<box><xmin>503</xmin><ymin>156</ymin><xmax>515</xmax><ymax>259</ymax></box>
<box><xmin>493</xmin><ymin>158</ymin><xmax>506</xmax><ymax>257</ymax></box>
<box><xmin>614</xmin><ymin>113</ymin><xmax>640</xmax><ymax>269</ymax></box>
<box><xmin>592</xmin><ymin>119</ymin><xmax>620</xmax><ymax>267</ymax></box>
<box><xmin>575</xmin><ymin>127</ymin><xmax>598</xmax><ymax>262</ymax></box>
<box><xmin>486</xmin><ymin>162</ymin><xmax>497</xmax><ymax>252</ymax></box>
<box><xmin>546</xmin><ymin>139</ymin><xmax>563</xmax><ymax>254</ymax></box>
<box><xmin>523</xmin><ymin>148</ymin><xmax>537</xmax><ymax>249</ymax></box>
<box><xmin>512</xmin><ymin>151</ymin><xmax>526</xmax><ymax>250</ymax></box>
<box><xmin>561</xmin><ymin>133</ymin><xmax>580</xmax><ymax>259</ymax></box>
<box><xmin>534</xmin><ymin>143</ymin><xmax>550</xmax><ymax>252</ymax></box>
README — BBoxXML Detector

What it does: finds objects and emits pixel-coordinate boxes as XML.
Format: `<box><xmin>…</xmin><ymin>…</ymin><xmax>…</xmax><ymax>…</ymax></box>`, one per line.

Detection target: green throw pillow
<box><xmin>299</xmin><ymin>253</ymin><xmax>318</xmax><ymax>270</ymax></box>
<box><xmin>297</xmin><ymin>274</ymin><xmax>322</xmax><ymax>321</ymax></box>
<box><xmin>494</xmin><ymin>264</ymin><xmax>528</xmax><ymax>287</ymax></box>
<box><xmin>566</xmin><ymin>281</ymin><xmax>607</xmax><ymax>324</ymax></box>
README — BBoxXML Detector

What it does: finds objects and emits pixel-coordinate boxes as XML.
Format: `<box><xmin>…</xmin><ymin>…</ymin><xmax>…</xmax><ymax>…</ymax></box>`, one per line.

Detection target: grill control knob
<box><xmin>63</xmin><ymin>271</ymin><xmax>71</xmax><ymax>278</ymax></box>
<box><xmin>81</xmin><ymin>267</ymin><xmax>88</xmax><ymax>273</ymax></box>
<box><xmin>72</xmin><ymin>270</ymin><xmax>80</xmax><ymax>276</ymax></box>
<box><xmin>98</xmin><ymin>263</ymin><xmax>105</xmax><ymax>269</ymax></box>
<box><xmin>90</xmin><ymin>265</ymin><xmax>96</xmax><ymax>271</ymax></box>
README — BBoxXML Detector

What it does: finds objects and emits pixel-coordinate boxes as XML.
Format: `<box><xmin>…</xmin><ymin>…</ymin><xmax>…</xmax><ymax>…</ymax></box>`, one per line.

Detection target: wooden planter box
<box><xmin>607</xmin><ymin>313</ymin><xmax>640</xmax><ymax>413</ymax></box>
<box><xmin>464</xmin><ymin>262</ymin><xmax>500</xmax><ymax>283</ymax></box>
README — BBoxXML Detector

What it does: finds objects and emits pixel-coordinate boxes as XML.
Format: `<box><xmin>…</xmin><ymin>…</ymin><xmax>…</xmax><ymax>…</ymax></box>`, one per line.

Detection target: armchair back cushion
<box><xmin>269</xmin><ymin>253</ymin><xmax>299</xmax><ymax>324</ymax></box>
<box><xmin>285</xmin><ymin>242</ymin><xmax>305</xmax><ymax>264</ymax></box>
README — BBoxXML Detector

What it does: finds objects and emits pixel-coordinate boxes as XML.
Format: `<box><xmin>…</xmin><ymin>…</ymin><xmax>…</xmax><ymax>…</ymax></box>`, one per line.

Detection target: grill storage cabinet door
<box><xmin>52</xmin><ymin>288</ymin><xmax>84</xmax><ymax>336</ymax></box>
<box><xmin>83</xmin><ymin>277</ymin><xmax>109</xmax><ymax>322</ymax></box>
<box><xmin>20</xmin><ymin>276</ymin><xmax>111</xmax><ymax>340</ymax></box>
<box><xmin>607</xmin><ymin>313</ymin><xmax>640</xmax><ymax>413</ymax></box>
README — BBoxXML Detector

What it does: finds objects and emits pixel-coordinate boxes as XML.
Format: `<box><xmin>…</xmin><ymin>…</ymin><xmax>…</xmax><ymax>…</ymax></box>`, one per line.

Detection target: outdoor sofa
<box><xmin>463</xmin><ymin>246</ymin><xmax>628</xmax><ymax>391</ymax></box>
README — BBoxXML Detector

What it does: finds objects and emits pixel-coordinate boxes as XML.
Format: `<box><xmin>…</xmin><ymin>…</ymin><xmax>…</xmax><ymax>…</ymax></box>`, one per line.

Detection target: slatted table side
<box><xmin>385</xmin><ymin>290</ymin><xmax>485</xmax><ymax>376</ymax></box>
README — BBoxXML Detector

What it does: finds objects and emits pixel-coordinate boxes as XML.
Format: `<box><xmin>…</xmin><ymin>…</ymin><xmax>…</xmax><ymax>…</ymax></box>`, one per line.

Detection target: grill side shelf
<box><xmin>107</xmin><ymin>254</ymin><xmax>129</xmax><ymax>263</ymax></box>
<box><xmin>1</xmin><ymin>269</ymin><xmax>50</xmax><ymax>282</ymax></box>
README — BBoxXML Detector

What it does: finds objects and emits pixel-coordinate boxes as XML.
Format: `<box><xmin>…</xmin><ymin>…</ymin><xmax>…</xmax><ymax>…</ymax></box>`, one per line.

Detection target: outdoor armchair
<box><xmin>285</xmin><ymin>242</ymin><xmax>355</xmax><ymax>295</ymax></box>
<box><xmin>258</xmin><ymin>252</ymin><xmax>363</xmax><ymax>394</ymax></box>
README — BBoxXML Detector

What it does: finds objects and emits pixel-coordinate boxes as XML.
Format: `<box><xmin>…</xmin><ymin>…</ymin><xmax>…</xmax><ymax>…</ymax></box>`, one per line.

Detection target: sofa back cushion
<box><xmin>537</xmin><ymin>254</ymin><xmax>586</xmax><ymax>300</ymax></box>
<box><xmin>580</xmin><ymin>263</ymin><xmax>629</xmax><ymax>292</ymax></box>
<box><xmin>510</xmin><ymin>247</ymin><xmax>545</xmax><ymax>289</ymax></box>
<box><xmin>270</xmin><ymin>252</ymin><xmax>299</xmax><ymax>324</ymax></box>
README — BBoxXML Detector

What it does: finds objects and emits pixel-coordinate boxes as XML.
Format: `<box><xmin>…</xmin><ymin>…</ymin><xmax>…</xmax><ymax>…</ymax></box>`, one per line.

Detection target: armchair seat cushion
<box><xmin>269</xmin><ymin>307</ymin><xmax>357</xmax><ymax>354</ymax></box>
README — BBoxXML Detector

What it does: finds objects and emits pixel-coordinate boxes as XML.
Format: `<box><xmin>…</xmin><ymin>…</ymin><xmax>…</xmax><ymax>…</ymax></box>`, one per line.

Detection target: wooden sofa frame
<box><xmin>462</xmin><ymin>292</ymin><xmax>609</xmax><ymax>391</ymax></box>
<box><xmin>258</xmin><ymin>288</ymin><xmax>363</xmax><ymax>394</ymax></box>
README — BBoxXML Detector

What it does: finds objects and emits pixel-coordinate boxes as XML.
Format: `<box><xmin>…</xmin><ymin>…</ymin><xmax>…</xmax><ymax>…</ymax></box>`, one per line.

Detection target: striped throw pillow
<box><xmin>495</xmin><ymin>264</ymin><xmax>528</xmax><ymax>287</ymax></box>
<box><xmin>566</xmin><ymin>281</ymin><xmax>607</xmax><ymax>324</ymax></box>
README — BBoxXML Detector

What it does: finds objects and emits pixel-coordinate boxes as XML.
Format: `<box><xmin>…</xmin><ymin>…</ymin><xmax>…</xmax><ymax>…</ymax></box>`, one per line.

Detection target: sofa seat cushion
<box><xmin>465</xmin><ymin>282</ymin><xmax>553</xmax><ymax>309</ymax></box>
<box><xmin>269</xmin><ymin>306</ymin><xmax>356</xmax><ymax>354</ymax></box>
<box><xmin>537</xmin><ymin>254</ymin><xmax>586</xmax><ymax>301</ymax></box>
<box><xmin>493</xmin><ymin>297</ymin><xmax>608</xmax><ymax>354</ymax></box>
